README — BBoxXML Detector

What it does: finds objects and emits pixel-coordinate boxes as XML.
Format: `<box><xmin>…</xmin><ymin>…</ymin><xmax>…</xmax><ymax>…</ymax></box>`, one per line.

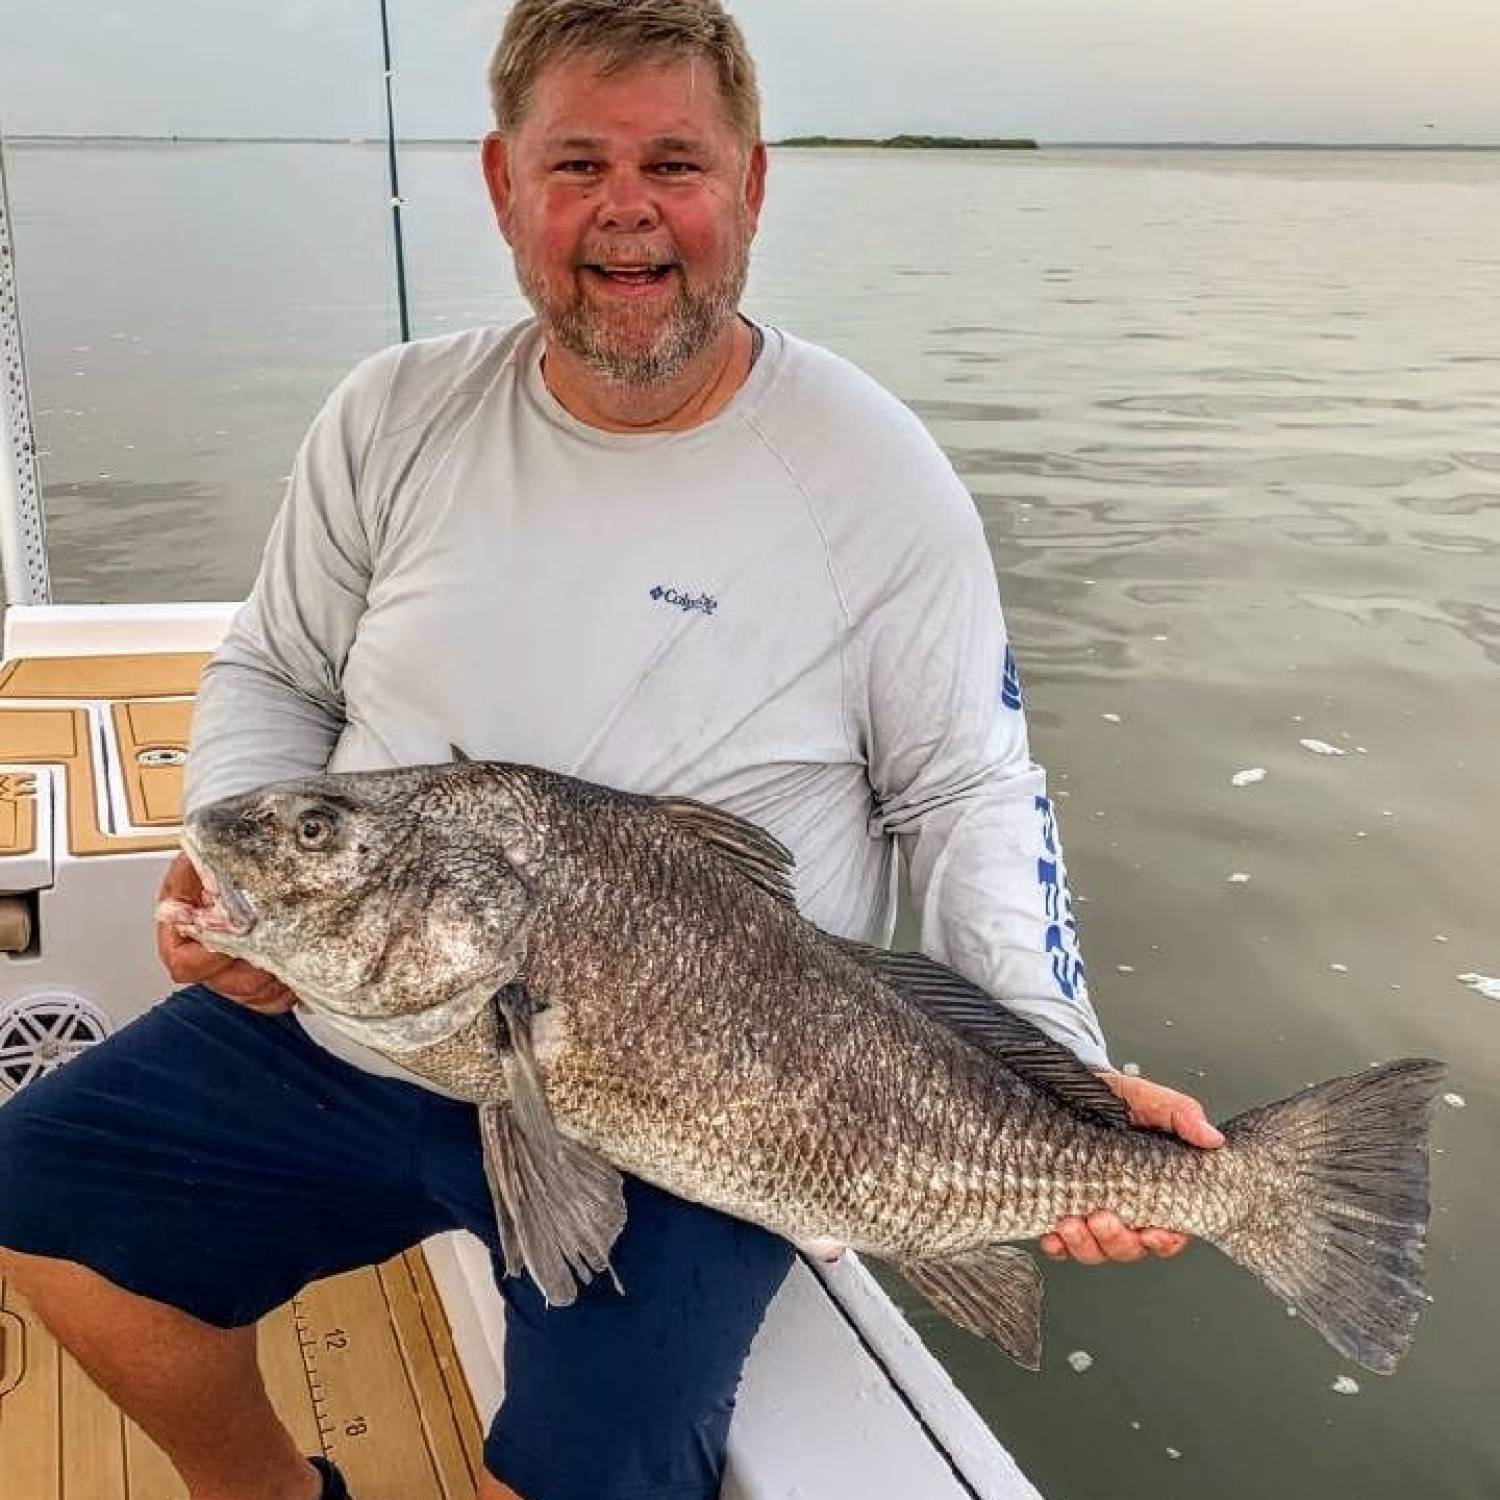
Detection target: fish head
<box><xmin>179</xmin><ymin>765</ymin><xmax>535</xmax><ymax>1018</ymax></box>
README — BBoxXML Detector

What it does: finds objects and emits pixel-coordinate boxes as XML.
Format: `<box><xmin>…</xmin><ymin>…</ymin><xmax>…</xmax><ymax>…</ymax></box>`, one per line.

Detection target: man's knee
<box><xmin>0</xmin><ymin>1242</ymin><xmax>44</xmax><ymax>1284</ymax></box>
<box><xmin>0</xmin><ymin>1241</ymin><xmax>249</xmax><ymax>1389</ymax></box>
<box><xmin>1</xmin><ymin>1243</ymin><xmax>157</xmax><ymax>1314</ymax></box>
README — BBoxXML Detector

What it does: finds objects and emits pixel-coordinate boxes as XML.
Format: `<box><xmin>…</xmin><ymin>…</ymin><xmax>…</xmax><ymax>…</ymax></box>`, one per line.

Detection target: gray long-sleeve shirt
<box><xmin>187</xmin><ymin>320</ymin><xmax>1109</xmax><ymax>1082</ymax></box>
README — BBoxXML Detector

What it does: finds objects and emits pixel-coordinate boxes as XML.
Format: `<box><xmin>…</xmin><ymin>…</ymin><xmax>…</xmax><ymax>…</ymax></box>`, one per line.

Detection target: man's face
<box><xmin>483</xmin><ymin>53</ymin><xmax>766</xmax><ymax>387</ymax></box>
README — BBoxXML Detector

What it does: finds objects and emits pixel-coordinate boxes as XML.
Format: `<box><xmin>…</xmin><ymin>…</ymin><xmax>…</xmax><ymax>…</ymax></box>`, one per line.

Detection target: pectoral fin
<box><xmin>901</xmin><ymin>1245</ymin><xmax>1043</xmax><ymax>1369</ymax></box>
<box><xmin>477</xmin><ymin>984</ymin><xmax>627</xmax><ymax>1306</ymax></box>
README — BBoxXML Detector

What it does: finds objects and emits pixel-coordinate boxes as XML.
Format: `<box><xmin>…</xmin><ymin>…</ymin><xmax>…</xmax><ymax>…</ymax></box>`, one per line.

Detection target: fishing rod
<box><xmin>377</xmin><ymin>0</ymin><xmax>412</xmax><ymax>343</ymax></box>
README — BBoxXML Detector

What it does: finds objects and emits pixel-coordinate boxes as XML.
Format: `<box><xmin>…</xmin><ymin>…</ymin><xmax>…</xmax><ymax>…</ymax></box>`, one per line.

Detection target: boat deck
<box><xmin>0</xmin><ymin>1248</ymin><xmax>485</xmax><ymax>1498</ymax></box>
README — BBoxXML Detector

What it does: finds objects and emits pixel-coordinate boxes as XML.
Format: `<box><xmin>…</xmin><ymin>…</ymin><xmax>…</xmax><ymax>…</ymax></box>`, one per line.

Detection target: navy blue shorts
<box><xmin>0</xmin><ymin>987</ymin><xmax>793</xmax><ymax>1500</ymax></box>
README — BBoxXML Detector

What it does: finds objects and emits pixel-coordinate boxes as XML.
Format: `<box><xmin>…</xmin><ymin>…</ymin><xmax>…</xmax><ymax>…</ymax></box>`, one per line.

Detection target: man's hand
<box><xmin>155</xmin><ymin>851</ymin><xmax>297</xmax><ymax>1014</ymax></box>
<box><xmin>1040</xmin><ymin>1070</ymin><xmax>1225</xmax><ymax>1265</ymax></box>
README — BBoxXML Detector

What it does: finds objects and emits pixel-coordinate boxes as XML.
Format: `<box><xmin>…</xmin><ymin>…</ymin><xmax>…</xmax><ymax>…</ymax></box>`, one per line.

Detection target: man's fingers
<box><xmin>1169</xmin><ymin>1103</ymin><xmax>1226</xmax><ymax>1149</ymax></box>
<box><xmin>201</xmin><ymin>958</ymin><xmax>296</xmax><ymax>1010</ymax></box>
<box><xmin>1087</xmin><ymin>1211</ymin><xmax>1149</xmax><ymax>1263</ymax></box>
<box><xmin>226</xmin><ymin>982</ymin><xmax>299</xmax><ymax>1014</ymax></box>
<box><xmin>160</xmin><ymin>928</ymin><xmax>233</xmax><ymax>982</ymax></box>
<box><xmin>1044</xmin><ymin>1214</ymin><xmax>1188</xmax><ymax>1264</ymax></box>
<box><xmin>1140</xmin><ymin>1228</ymin><xmax>1190</xmax><ymax>1258</ymax></box>
<box><xmin>1105</xmin><ymin>1071</ymin><xmax>1226</xmax><ymax>1149</ymax></box>
<box><xmin>158</xmin><ymin>921</ymin><xmax>297</xmax><ymax>1009</ymax></box>
<box><xmin>1053</xmin><ymin>1217</ymin><xmax>1107</xmax><ymax>1266</ymax></box>
<box><xmin>202</xmin><ymin>963</ymin><xmax>298</xmax><ymax>1012</ymax></box>
<box><xmin>157</xmin><ymin>850</ymin><xmax>203</xmax><ymax>903</ymax></box>
<box><xmin>153</xmin><ymin>850</ymin><xmax>297</xmax><ymax>1013</ymax></box>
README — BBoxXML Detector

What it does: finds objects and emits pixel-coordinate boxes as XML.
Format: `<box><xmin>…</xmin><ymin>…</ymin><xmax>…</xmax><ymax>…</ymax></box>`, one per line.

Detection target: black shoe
<box><xmin>309</xmin><ymin>1457</ymin><xmax>353</xmax><ymax>1499</ymax></box>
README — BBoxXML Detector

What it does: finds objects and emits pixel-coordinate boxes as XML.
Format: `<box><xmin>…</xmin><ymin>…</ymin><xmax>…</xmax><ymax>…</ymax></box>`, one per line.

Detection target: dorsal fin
<box><xmin>832</xmin><ymin>939</ymin><xmax>1131</xmax><ymax>1130</ymax></box>
<box><xmin>652</xmin><ymin>797</ymin><xmax>797</xmax><ymax>907</ymax></box>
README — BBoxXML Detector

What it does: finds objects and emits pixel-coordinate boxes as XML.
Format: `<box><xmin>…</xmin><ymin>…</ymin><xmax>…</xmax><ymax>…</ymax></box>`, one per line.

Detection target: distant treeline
<box><xmin>774</xmin><ymin>134</ymin><xmax>1038</xmax><ymax>150</ymax></box>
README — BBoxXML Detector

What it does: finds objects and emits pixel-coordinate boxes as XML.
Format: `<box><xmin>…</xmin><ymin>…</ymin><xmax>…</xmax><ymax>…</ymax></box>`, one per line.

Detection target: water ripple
<box><xmin>1100</xmin><ymin>391</ymin><xmax>1495</xmax><ymax>418</ymax></box>
<box><xmin>949</xmin><ymin>444</ymin><xmax>1454</xmax><ymax>490</ymax></box>
<box><xmin>906</xmin><ymin>398</ymin><xmax>1041</xmax><ymax>423</ymax></box>
<box><xmin>1393</xmin><ymin>491</ymin><xmax>1500</xmax><ymax>517</ymax></box>
<box><xmin>1292</xmin><ymin>591</ymin><xmax>1500</xmax><ymax>665</ymax></box>
<box><xmin>1454</xmin><ymin>450</ymin><xmax>1500</xmax><ymax>472</ymax></box>
<box><xmin>1406</xmin><ymin>529</ymin><xmax>1499</xmax><ymax>557</ymax></box>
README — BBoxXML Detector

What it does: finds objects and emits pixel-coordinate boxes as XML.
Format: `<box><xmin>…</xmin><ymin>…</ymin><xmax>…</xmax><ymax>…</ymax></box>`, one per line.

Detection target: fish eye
<box><xmin>295</xmin><ymin>807</ymin><xmax>338</xmax><ymax>851</ymax></box>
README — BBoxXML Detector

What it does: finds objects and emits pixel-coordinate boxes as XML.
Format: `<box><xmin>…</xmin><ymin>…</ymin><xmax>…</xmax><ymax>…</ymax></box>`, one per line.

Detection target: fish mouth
<box><xmin>179</xmin><ymin>831</ymin><xmax>259</xmax><ymax>938</ymax></box>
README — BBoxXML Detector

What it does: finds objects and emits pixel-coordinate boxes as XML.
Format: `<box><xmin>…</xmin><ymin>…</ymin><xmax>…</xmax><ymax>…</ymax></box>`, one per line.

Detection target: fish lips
<box><xmin>179</xmin><ymin>830</ymin><xmax>259</xmax><ymax>939</ymax></box>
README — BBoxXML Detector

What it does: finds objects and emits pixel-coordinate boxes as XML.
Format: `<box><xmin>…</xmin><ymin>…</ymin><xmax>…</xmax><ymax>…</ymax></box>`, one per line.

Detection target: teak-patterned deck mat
<box><xmin>0</xmin><ymin>1249</ymin><xmax>484</xmax><ymax>1498</ymax></box>
<box><xmin>0</xmin><ymin>651</ymin><xmax>205</xmax><ymax>857</ymax></box>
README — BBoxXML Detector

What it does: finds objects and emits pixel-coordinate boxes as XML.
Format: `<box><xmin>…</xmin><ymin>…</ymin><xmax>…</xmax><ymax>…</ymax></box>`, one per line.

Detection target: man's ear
<box><xmin>481</xmin><ymin>132</ymin><xmax>516</xmax><ymax>242</ymax></box>
<box><xmin>743</xmin><ymin>140</ymin><xmax>768</xmax><ymax>230</ymax></box>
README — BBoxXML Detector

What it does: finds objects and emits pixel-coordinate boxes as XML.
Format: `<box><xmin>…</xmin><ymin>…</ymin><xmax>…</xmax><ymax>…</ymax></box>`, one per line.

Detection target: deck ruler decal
<box><xmin>288</xmin><ymin>1260</ymin><xmax>475</xmax><ymax>1499</ymax></box>
<box><xmin>292</xmin><ymin>1294</ymin><xmax>339</xmax><ymax>1458</ymax></box>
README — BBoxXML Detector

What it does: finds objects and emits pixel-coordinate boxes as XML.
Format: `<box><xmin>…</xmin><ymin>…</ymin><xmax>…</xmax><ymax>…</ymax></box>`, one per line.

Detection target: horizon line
<box><xmin>7</xmin><ymin>132</ymin><xmax>1498</xmax><ymax>150</ymax></box>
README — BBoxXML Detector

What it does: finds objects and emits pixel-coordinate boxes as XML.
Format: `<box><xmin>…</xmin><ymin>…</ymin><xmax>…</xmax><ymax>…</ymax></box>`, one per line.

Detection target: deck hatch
<box><xmin>110</xmin><ymin>700</ymin><xmax>193</xmax><ymax>828</ymax></box>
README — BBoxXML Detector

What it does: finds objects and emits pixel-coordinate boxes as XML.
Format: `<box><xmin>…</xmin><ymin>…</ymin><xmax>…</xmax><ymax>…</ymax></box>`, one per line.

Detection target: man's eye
<box><xmin>555</xmin><ymin>160</ymin><xmax>600</xmax><ymax>175</ymax></box>
<box><xmin>651</xmin><ymin>162</ymin><xmax>700</xmax><ymax>176</ymax></box>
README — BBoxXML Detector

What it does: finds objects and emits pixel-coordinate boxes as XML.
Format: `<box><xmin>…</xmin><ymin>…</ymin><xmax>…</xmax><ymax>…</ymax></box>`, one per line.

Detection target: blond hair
<box><xmin>488</xmin><ymin>0</ymin><xmax>761</xmax><ymax>143</ymax></box>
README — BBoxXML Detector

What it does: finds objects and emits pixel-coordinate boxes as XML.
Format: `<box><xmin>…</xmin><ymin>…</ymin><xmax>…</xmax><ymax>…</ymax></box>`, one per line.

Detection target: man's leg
<box><xmin>0</xmin><ymin>1250</ymin><xmax>320</xmax><ymax>1500</ymax></box>
<box><xmin>0</xmin><ymin>987</ymin><xmax>454</xmax><ymax>1500</ymax></box>
<box><xmin>418</xmin><ymin>1102</ymin><xmax>797</xmax><ymax>1500</ymax></box>
<box><xmin>477</xmin><ymin>1480</ymin><xmax>524</xmax><ymax>1500</ymax></box>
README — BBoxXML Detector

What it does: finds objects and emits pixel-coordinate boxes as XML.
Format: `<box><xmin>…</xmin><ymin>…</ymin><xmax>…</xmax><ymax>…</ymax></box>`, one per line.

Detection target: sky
<box><xmin>1</xmin><ymin>0</ymin><xmax>1497</xmax><ymax>145</ymax></box>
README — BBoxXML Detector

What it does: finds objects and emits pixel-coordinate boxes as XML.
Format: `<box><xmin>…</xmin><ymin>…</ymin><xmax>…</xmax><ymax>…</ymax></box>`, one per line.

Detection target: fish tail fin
<box><xmin>1216</xmin><ymin>1057</ymin><xmax>1445</xmax><ymax>1374</ymax></box>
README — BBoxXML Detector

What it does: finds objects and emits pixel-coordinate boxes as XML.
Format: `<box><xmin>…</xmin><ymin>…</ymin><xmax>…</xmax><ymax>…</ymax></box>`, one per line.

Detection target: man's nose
<box><xmin>595</xmin><ymin>169</ymin><xmax>661</xmax><ymax>233</ymax></box>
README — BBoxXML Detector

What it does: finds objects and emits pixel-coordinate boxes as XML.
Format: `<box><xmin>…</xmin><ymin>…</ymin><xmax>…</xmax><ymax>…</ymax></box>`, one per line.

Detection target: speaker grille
<box><xmin>0</xmin><ymin>992</ymin><xmax>111</xmax><ymax>1096</ymax></box>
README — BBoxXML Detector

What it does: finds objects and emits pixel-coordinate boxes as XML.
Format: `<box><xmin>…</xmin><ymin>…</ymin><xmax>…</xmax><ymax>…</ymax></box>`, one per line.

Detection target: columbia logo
<box><xmin>650</xmin><ymin>585</ymin><xmax>718</xmax><ymax>616</ymax></box>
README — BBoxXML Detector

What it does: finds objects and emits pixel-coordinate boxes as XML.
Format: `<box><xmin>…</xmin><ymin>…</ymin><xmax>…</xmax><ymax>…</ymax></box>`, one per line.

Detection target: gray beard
<box><xmin>516</xmin><ymin>249</ymin><xmax>749</xmax><ymax>389</ymax></box>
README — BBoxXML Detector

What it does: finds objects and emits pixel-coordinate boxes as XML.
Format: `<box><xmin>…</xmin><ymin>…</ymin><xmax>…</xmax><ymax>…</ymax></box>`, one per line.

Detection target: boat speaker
<box><xmin>0</xmin><ymin>991</ymin><xmax>112</xmax><ymax>1098</ymax></box>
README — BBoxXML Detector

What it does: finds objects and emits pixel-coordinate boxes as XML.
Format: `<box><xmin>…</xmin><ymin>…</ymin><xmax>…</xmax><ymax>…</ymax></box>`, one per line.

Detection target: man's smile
<box><xmin>581</xmin><ymin>262</ymin><xmax>680</xmax><ymax>295</ymax></box>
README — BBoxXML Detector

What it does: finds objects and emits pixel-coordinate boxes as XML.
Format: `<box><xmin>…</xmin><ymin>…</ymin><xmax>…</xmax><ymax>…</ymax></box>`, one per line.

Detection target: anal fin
<box><xmin>902</xmin><ymin>1245</ymin><xmax>1043</xmax><ymax>1370</ymax></box>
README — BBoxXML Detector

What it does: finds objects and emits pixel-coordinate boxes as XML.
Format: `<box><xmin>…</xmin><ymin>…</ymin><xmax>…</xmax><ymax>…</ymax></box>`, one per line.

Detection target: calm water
<box><xmin>8</xmin><ymin>142</ymin><xmax>1500</xmax><ymax>1498</ymax></box>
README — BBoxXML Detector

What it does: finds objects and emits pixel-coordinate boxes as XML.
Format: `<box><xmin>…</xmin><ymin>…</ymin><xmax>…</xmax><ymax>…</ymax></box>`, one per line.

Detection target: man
<box><xmin>0</xmin><ymin>3</ymin><xmax>1222</xmax><ymax>1498</ymax></box>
